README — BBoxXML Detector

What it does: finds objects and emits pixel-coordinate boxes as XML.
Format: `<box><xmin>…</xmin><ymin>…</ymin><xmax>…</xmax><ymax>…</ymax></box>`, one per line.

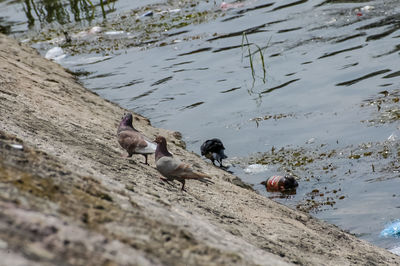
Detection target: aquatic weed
<box><xmin>241</xmin><ymin>32</ymin><xmax>270</xmax><ymax>84</ymax></box>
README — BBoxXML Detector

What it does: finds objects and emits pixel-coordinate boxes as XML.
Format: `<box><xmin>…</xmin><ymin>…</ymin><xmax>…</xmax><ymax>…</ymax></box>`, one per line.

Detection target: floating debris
<box><xmin>389</xmin><ymin>246</ymin><xmax>400</xmax><ymax>256</ymax></box>
<box><xmin>220</xmin><ymin>2</ymin><xmax>245</xmax><ymax>10</ymax></box>
<box><xmin>43</xmin><ymin>26</ymin><xmax>103</xmax><ymax>45</ymax></box>
<box><xmin>141</xmin><ymin>10</ymin><xmax>153</xmax><ymax>17</ymax></box>
<box><xmin>166</xmin><ymin>9</ymin><xmax>181</xmax><ymax>14</ymax></box>
<box><xmin>88</xmin><ymin>26</ymin><xmax>102</xmax><ymax>34</ymax></box>
<box><xmin>45</xmin><ymin>47</ymin><xmax>66</xmax><ymax>61</ymax></box>
<box><xmin>355</xmin><ymin>6</ymin><xmax>374</xmax><ymax>17</ymax></box>
<box><xmin>73</xmin><ymin>26</ymin><xmax>102</xmax><ymax>39</ymax></box>
<box><xmin>261</xmin><ymin>175</ymin><xmax>298</xmax><ymax>192</ymax></box>
<box><xmin>306</xmin><ymin>138</ymin><xmax>316</xmax><ymax>144</ymax></box>
<box><xmin>140</xmin><ymin>9</ymin><xmax>181</xmax><ymax>17</ymax></box>
<box><xmin>361</xmin><ymin>5</ymin><xmax>374</xmax><ymax>12</ymax></box>
<box><xmin>104</xmin><ymin>31</ymin><xmax>125</xmax><ymax>36</ymax></box>
<box><xmin>380</xmin><ymin>220</ymin><xmax>400</xmax><ymax>238</ymax></box>
<box><xmin>387</xmin><ymin>132</ymin><xmax>398</xmax><ymax>142</ymax></box>
<box><xmin>243</xmin><ymin>164</ymin><xmax>268</xmax><ymax>174</ymax></box>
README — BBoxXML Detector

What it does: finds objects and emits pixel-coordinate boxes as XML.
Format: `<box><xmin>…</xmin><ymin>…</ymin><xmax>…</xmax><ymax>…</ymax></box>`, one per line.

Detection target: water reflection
<box><xmin>15</xmin><ymin>0</ymin><xmax>116</xmax><ymax>31</ymax></box>
<box><xmin>24</xmin><ymin>0</ymin><xmax>71</xmax><ymax>27</ymax></box>
<box><xmin>0</xmin><ymin>18</ymin><xmax>11</xmax><ymax>34</ymax></box>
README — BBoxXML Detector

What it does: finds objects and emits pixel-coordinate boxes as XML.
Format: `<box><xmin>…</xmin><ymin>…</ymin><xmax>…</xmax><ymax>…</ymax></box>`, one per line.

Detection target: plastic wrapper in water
<box><xmin>380</xmin><ymin>220</ymin><xmax>400</xmax><ymax>238</ymax></box>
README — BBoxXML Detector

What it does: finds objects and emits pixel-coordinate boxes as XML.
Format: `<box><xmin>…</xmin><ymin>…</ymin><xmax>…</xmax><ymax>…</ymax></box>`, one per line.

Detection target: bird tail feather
<box><xmin>213</xmin><ymin>152</ymin><xmax>227</xmax><ymax>161</ymax></box>
<box><xmin>220</xmin><ymin>151</ymin><xmax>228</xmax><ymax>159</ymax></box>
<box><xmin>188</xmin><ymin>172</ymin><xmax>211</xmax><ymax>180</ymax></box>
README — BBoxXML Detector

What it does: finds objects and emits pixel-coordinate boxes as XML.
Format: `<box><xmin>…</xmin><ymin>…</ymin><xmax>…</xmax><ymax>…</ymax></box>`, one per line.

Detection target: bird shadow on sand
<box><xmin>218</xmin><ymin>165</ymin><xmax>234</xmax><ymax>174</ymax></box>
<box><xmin>158</xmin><ymin>176</ymin><xmax>215</xmax><ymax>192</ymax></box>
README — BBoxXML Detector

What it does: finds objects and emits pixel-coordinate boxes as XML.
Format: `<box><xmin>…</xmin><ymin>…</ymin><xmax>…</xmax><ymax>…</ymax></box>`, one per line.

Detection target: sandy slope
<box><xmin>0</xmin><ymin>33</ymin><xmax>399</xmax><ymax>265</ymax></box>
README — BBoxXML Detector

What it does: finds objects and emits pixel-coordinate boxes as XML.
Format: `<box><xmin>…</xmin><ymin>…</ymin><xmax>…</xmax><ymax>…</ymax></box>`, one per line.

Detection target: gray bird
<box><xmin>117</xmin><ymin>113</ymin><xmax>156</xmax><ymax>165</ymax></box>
<box><xmin>154</xmin><ymin>136</ymin><xmax>211</xmax><ymax>191</ymax></box>
<box><xmin>200</xmin><ymin>138</ymin><xmax>227</xmax><ymax>167</ymax></box>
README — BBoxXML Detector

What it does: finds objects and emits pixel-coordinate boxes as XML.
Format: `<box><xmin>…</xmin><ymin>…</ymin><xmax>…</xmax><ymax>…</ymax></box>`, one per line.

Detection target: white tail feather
<box><xmin>135</xmin><ymin>140</ymin><xmax>157</xmax><ymax>154</ymax></box>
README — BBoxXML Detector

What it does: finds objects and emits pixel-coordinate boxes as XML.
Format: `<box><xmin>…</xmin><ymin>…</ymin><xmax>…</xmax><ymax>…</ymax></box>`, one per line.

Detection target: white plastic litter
<box><xmin>74</xmin><ymin>26</ymin><xmax>102</xmax><ymax>38</ymax></box>
<box><xmin>88</xmin><ymin>26</ymin><xmax>102</xmax><ymax>34</ymax></box>
<box><xmin>10</xmin><ymin>144</ymin><xmax>23</xmax><ymax>150</ymax></box>
<box><xmin>104</xmin><ymin>31</ymin><xmax>125</xmax><ymax>36</ymax></box>
<box><xmin>361</xmin><ymin>5</ymin><xmax>374</xmax><ymax>12</ymax></box>
<box><xmin>390</xmin><ymin>246</ymin><xmax>400</xmax><ymax>256</ymax></box>
<box><xmin>45</xmin><ymin>47</ymin><xmax>66</xmax><ymax>61</ymax></box>
<box><xmin>141</xmin><ymin>11</ymin><xmax>153</xmax><ymax>17</ymax></box>
<box><xmin>306</xmin><ymin>138</ymin><xmax>315</xmax><ymax>144</ymax></box>
<box><xmin>388</xmin><ymin>132</ymin><xmax>398</xmax><ymax>142</ymax></box>
<box><xmin>244</xmin><ymin>164</ymin><xmax>268</xmax><ymax>174</ymax></box>
<box><xmin>168</xmin><ymin>9</ymin><xmax>181</xmax><ymax>13</ymax></box>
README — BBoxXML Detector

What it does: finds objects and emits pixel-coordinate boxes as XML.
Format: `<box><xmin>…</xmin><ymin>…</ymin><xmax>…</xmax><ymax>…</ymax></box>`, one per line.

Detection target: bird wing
<box><xmin>200</xmin><ymin>141</ymin><xmax>208</xmax><ymax>155</ymax></box>
<box><xmin>201</xmin><ymin>139</ymin><xmax>225</xmax><ymax>155</ymax></box>
<box><xmin>156</xmin><ymin>157</ymin><xmax>210</xmax><ymax>180</ymax></box>
<box><xmin>156</xmin><ymin>156</ymin><xmax>183</xmax><ymax>178</ymax></box>
<box><xmin>209</xmin><ymin>139</ymin><xmax>225</xmax><ymax>151</ymax></box>
<box><xmin>118</xmin><ymin>130</ymin><xmax>155</xmax><ymax>154</ymax></box>
<box><xmin>139</xmin><ymin>139</ymin><xmax>157</xmax><ymax>154</ymax></box>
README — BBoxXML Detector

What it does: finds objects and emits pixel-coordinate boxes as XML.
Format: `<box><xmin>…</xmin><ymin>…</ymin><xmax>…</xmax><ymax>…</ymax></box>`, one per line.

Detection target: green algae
<box><xmin>24</xmin><ymin>1</ymin><xmax>222</xmax><ymax>55</ymax></box>
<box><xmin>361</xmin><ymin>89</ymin><xmax>400</xmax><ymax>124</ymax></box>
<box><xmin>250</xmin><ymin>113</ymin><xmax>295</xmax><ymax>127</ymax></box>
<box><xmin>235</xmin><ymin>137</ymin><xmax>400</xmax><ymax>212</ymax></box>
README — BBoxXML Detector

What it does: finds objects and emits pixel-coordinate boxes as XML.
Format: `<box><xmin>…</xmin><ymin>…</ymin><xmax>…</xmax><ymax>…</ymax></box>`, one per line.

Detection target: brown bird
<box><xmin>154</xmin><ymin>136</ymin><xmax>211</xmax><ymax>191</ymax></box>
<box><xmin>117</xmin><ymin>113</ymin><xmax>156</xmax><ymax>165</ymax></box>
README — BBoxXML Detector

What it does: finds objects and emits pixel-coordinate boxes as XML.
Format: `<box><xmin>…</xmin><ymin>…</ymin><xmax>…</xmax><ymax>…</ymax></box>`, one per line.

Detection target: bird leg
<box><xmin>142</xmin><ymin>154</ymin><xmax>149</xmax><ymax>165</ymax></box>
<box><xmin>121</xmin><ymin>153</ymin><xmax>132</xmax><ymax>158</ymax></box>
<box><xmin>180</xmin><ymin>179</ymin><xmax>186</xmax><ymax>191</ymax></box>
<box><xmin>159</xmin><ymin>176</ymin><xmax>172</xmax><ymax>185</ymax></box>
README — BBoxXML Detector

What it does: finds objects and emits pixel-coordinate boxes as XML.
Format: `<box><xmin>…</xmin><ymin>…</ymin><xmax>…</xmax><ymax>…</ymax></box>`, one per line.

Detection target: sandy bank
<box><xmin>0</xmin><ymin>33</ymin><xmax>399</xmax><ymax>265</ymax></box>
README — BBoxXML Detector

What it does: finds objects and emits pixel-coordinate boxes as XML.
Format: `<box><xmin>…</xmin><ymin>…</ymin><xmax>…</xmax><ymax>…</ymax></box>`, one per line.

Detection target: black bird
<box><xmin>200</xmin><ymin>138</ymin><xmax>227</xmax><ymax>167</ymax></box>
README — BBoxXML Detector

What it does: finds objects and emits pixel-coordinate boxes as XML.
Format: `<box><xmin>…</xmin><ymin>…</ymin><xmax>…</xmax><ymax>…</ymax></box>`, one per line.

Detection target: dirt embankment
<box><xmin>0</xmin><ymin>33</ymin><xmax>399</xmax><ymax>265</ymax></box>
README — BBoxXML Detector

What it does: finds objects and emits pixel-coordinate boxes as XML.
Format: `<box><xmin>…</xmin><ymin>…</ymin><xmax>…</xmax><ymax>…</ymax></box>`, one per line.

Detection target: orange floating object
<box><xmin>263</xmin><ymin>175</ymin><xmax>298</xmax><ymax>192</ymax></box>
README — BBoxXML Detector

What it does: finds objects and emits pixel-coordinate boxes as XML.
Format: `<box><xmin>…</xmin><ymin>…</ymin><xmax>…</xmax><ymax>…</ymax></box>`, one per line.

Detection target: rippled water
<box><xmin>2</xmin><ymin>0</ymin><xmax>400</xmax><ymax>250</ymax></box>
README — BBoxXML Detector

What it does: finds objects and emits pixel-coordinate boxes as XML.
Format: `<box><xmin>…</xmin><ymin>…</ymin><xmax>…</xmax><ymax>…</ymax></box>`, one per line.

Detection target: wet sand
<box><xmin>0</xmin><ymin>33</ymin><xmax>399</xmax><ymax>265</ymax></box>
